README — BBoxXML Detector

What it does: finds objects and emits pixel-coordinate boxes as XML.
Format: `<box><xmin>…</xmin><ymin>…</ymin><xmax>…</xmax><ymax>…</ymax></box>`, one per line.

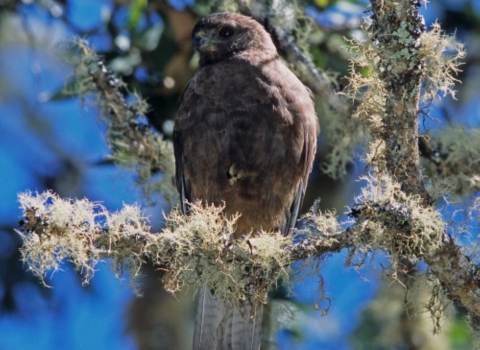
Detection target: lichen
<box><xmin>419</xmin><ymin>22</ymin><xmax>466</xmax><ymax>102</ymax></box>
<box><xmin>57</xmin><ymin>39</ymin><xmax>176</xmax><ymax>202</ymax></box>
<box><xmin>352</xmin><ymin>174</ymin><xmax>445</xmax><ymax>267</ymax></box>
<box><xmin>17</xmin><ymin>191</ymin><xmax>291</xmax><ymax>304</ymax></box>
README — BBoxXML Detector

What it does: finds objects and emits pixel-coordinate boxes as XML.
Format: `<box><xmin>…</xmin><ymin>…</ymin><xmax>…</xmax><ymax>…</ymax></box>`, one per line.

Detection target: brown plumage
<box><xmin>173</xmin><ymin>12</ymin><xmax>318</xmax><ymax>350</ymax></box>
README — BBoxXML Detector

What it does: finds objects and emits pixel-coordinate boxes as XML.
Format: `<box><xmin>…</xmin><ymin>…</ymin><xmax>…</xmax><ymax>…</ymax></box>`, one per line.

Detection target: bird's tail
<box><xmin>193</xmin><ymin>287</ymin><xmax>263</xmax><ymax>350</ymax></box>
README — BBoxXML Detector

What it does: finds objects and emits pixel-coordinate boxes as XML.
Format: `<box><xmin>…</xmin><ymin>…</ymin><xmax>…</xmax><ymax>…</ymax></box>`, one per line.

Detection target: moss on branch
<box><xmin>421</xmin><ymin>127</ymin><xmax>480</xmax><ymax>196</ymax></box>
<box><xmin>16</xmin><ymin>191</ymin><xmax>290</xmax><ymax>304</ymax></box>
<box><xmin>17</xmin><ymin>177</ymin><xmax>480</xmax><ymax>327</ymax></box>
<box><xmin>59</xmin><ymin>40</ymin><xmax>176</xmax><ymax>201</ymax></box>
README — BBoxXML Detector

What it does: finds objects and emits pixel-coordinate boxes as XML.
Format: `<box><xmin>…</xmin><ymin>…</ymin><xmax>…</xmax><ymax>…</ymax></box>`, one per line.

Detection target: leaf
<box><xmin>127</xmin><ymin>0</ymin><xmax>147</xmax><ymax>30</ymax></box>
<box><xmin>315</xmin><ymin>0</ymin><xmax>330</xmax><ymax>8</ymax></box>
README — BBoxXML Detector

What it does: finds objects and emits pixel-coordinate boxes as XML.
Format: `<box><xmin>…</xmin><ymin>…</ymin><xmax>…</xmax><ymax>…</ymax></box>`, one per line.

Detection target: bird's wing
<box><xmin>173</xmin><ymin>80</ymin><xmax>194</xmax><ymax>215</ymax></box>
<box><xmin>281</xmin><ymin>91</ymin><xmax>318</xmax><ymax>236</ymax></box>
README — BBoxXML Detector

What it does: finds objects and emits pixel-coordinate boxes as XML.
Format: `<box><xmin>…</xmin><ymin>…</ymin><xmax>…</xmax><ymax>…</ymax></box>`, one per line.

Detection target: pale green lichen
<box><xmin>342</xmin><ymin>16</ymin><xmax>465</xmax><ymax>177</ymax></box>
<box><xmin>419</xmin><ymin>22</ymin><xmax>466</xmax><ymax>102</ymax></box>
<box><xmin>342</xmin><ymin>29</ymin><xmax>387</xmax><ymax>130</ymax></box>
<box><xmin>57</xmin><ymin>39</ymin><xmax>176</xmax><ymax>202</ymax></box>
<box><xmin>17</xmin><ymin>190</ymin><xmax>291</xmax><ymax>304</ymax></box>
<box><xmin>158</xmin><ymin>203</ymin><xmax>291</xmax><ymax>304</ymax></box>
<box><xmin>353</xmin><ymin>174</ymin><xmax>445</xmax><ymax>267</ymax></box>
<box><xmin>17</xmin><ymin>190</ymin><xmax>151</xmax><ymax>290</ymax></box>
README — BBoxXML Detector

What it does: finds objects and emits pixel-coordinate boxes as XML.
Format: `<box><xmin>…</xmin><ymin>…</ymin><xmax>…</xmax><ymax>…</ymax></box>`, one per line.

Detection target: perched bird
<box><xmin>173</xmin><ymin>12</ymin><xmax>318</xmax><ymax>350</ymax></box>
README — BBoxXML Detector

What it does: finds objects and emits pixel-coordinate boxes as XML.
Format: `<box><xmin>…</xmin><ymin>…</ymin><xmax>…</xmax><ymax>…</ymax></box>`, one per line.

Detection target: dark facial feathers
<box><xmin>192</xmin><ymin>12</ymin><xmax>277</xmax><ymax>66</ymax></box>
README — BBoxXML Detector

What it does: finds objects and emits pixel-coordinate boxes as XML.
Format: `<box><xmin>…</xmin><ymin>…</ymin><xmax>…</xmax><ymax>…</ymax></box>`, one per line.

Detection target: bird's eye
<box><xmin>219</xmin><ymin>27</ymin><xmax>234</xmax><ymax>38</ymax></box>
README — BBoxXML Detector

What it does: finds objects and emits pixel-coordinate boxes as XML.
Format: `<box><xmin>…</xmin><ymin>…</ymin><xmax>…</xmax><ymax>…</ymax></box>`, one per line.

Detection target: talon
<box><xmin>246</xmin><ymin>239</ymin><xmax>253</xmax><ymax>254</ymax></box>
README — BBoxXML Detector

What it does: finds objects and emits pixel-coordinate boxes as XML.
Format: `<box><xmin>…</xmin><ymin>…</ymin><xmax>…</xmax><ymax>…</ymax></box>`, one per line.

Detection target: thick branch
<box><xmin>425</xmin><ymin>236</ymin><xmax>480</xmax><ymax>323</ymax></box>
<box><xmin>367</xmin><ymin>0</ymin><xmax>480</xmax><ymax>326</ymax></box>
<box><xmin>16</xmin><ymin>190</ymin><xmax>480</xmax><ymax>323</ymax></box>
<box><xmin>370</xmin><ymin>0</ymin><xmax>428</xmax><ymax>200</ymax></box>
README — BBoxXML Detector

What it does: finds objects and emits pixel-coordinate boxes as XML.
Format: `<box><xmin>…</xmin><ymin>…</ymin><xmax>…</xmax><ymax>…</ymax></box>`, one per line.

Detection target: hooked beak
<box><xmin>192</xmin><ymin>30</ymin><xmax>213</xmax><ymax>52</ymax></box>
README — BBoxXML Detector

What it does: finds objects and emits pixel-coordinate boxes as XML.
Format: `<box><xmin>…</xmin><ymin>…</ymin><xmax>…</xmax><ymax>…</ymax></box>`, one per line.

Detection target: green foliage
<box><xmin>448</xmin><ymin>317</ymin><xmax>471</xmax><ymax>349</ymax></box>
<box><xmin>128</xmin><ymin>0</ymin><xmax>148</xmax><ymax>30</ymax></box>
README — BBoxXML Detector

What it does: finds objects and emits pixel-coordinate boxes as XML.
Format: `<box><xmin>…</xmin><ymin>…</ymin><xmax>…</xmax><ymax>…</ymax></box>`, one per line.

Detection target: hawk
<box><xmin>173</xmin><ymin>12</ymin><xmax>318</xmax><ymax>350</ymax></box>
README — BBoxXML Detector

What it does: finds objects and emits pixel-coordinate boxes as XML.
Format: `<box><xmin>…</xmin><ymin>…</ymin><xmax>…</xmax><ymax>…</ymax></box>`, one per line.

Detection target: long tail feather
<box><xmin>193</xmin><ymin>288</ymin><xmax>263</xmax><ymax>350</ymax></box>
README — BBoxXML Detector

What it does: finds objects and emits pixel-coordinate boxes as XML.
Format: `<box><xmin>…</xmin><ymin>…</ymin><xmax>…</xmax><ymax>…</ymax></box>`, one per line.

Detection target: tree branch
<box><xmin>16</xmin><ymin>184</ymin><xmax>480</xmax><ymax>327</ymax></box>
<box><xmin>59</xmin><ymin>40</ymin><xmax>176</xmax><ymax>200</ymax></box>
<box><xmin>369</xmin><ymin>0</ymin><xmax>428</xmax><ymax>199</ymax></box>
<box><xmin>359</xmin><ymin>0</ymin><xmax>480</xmax><ymax>328</ymax></box>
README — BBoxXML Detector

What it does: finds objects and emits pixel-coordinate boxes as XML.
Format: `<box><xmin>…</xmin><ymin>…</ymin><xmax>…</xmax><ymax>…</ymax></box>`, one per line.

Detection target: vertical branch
<box><xmin>370</xmin><ymin>0</ymin><xmax>428</xmax><ymax>201</ymax></box>
<box><xmin>368</xmin><ymin>1</ymin><xmax>434</xmax><ymax>344</ymax></box>
<box><xmin>364</xmin><ymin>0</ymin><xmax>480</xmax><ymax>338</ymax></box>
<box><xmin>60</xmin><ymin>40</ymin><xmax>176</xmax><ymax>201</ymax></box>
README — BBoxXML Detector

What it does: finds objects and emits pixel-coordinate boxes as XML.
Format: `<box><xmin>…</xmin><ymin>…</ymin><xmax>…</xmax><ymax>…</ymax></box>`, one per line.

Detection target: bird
<box><xmin>173</xmin><ymin>12</ymin><xmax>318</xmax><ymax>350</ymax></box>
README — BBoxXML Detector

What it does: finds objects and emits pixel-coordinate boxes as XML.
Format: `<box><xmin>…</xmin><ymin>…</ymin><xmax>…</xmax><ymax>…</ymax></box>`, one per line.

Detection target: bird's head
<box><xmin>192</xmin><ymin>12</ymin><xmax>277</xmax><ymax>66</ymax></box>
